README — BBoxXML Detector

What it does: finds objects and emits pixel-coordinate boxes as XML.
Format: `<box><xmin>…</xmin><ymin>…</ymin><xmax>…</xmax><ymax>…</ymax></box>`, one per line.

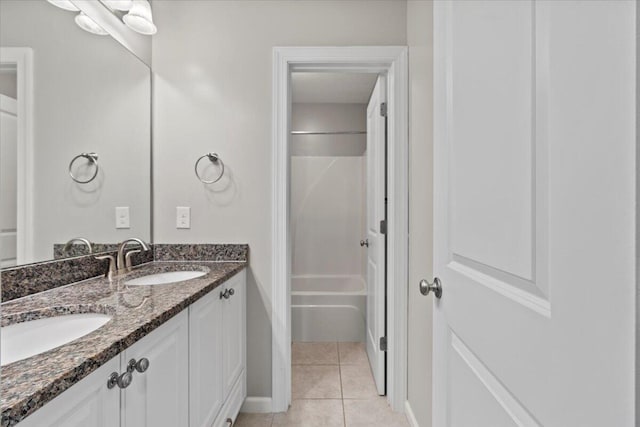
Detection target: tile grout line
<box><xmin>337</xmin><ymin>342</ymin><xmax>347</xmax><ymax>427</ymax></box>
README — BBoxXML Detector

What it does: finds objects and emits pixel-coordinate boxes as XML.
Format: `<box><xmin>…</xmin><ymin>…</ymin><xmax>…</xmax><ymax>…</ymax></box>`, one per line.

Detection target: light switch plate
<box><xmin>176</xmin><ymin>207</ymin><xmax>190</xmax><ymax>229</ymax></box>
<box><xmin>115</xmin><ymin>207</ymin><xmax>130</xmax><ymax>229</ymax></box>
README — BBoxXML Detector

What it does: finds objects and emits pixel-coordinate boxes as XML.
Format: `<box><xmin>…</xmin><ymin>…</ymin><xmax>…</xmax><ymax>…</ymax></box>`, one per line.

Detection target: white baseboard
<box><xmin>405</xmin><ymin>400</ymin><xmax>419</xmax><ymax>427</ymax></box>
<box><xmin>241</xmin><ymin>397</ymin><xmax>273</xmax><ymax>413</ymax></box>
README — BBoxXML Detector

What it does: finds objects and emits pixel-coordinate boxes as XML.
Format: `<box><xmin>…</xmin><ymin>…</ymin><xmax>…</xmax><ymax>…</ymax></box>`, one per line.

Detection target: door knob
<box><xmin>419</xmin><ymin>277</ymin><xmax>442</xmax><ymax>299</ymax></box>
<box><xmin>360</xmin><ymin>239</ymin><xmax>369</xmax><ymax>247</ymax></box>
<box><xmin>128</xmin><ymin>357</ymin><xmax>150</xmax><ymax>373</ymax></box>
<box><xmin>107</xmin><ymin>371</ymin><xmax>133</xmax><ymax>389</ymax></box>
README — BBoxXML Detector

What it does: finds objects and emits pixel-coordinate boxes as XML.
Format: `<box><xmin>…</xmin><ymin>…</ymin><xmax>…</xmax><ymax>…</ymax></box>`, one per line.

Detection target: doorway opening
<box><xmin>0</xmin><ymin>48</ymin><xmax>33</xmax><ymax>267</ymax></box>
<box><xmin>271</xmin><ymin>46</ymin><xmax>409</xmax><ymax>413</ymax></box>
<box><xmin>289</xmin><ymin>71</ymin><xmax>387</xmax><ymax>403</ymax></box>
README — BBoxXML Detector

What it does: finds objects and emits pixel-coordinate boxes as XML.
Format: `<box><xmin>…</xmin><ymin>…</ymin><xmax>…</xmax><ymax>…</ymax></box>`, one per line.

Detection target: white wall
<box><xmin>291</xmin><ymin>103</ymin><xmax>366</xmax><ymax>280</ymax></box>
<box><xmin>0</xmin><ymin>0</ymin><xmax>151</xmax><ymax>263</ymax></box>
<box><xmin>152</xmin><ymin>0</ymin><xmax>407</xmax><ymax>398</ymax></box>
<box><xmin>407</xmin><ymin>1</ymin><xmax>433</xmax><ymax>426</ymax></box>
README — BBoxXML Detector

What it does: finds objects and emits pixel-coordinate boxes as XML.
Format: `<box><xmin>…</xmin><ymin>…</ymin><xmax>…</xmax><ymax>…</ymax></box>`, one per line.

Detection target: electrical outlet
<box><xmin>115</xmin><ymin>207</ymin><xmax>130</xmax><ymax>229</ymax></box>
<box><xmin>176</xmin><ymin>207</ymin><xmax>190</xmax><ymax>229</ymax></box>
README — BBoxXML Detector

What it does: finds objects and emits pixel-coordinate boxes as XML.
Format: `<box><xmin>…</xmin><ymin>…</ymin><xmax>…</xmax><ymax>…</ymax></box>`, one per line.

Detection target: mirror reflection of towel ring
<box><xmin>195</xmin><ymin>152</ymin><xmax>225</xmax><ymax>184</ymax></box>
<box><xmin>69</xmin><ymin>152</ymin><xmax>99</xmax><ymax>184</ymax></box>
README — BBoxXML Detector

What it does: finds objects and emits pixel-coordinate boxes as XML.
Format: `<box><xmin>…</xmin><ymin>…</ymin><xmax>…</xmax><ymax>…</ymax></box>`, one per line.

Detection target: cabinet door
<box><xmin>122</xmin><ymin>310</ymin><xmax>189</xmax><ymax>427</ymax></box>
<box><xmin>189</xmin><ymin>289</ymin><xmax>224</xmax><ymax>427</ymax></box>
<box><xmin>18</xmin><ymin>357</ymin><xmax>120</xmax><ymax>427</ymax></box>
<box><xmin>222</xmin><ymin>271</ymin><xmax>246</xmax><ymax>397</ymax></box>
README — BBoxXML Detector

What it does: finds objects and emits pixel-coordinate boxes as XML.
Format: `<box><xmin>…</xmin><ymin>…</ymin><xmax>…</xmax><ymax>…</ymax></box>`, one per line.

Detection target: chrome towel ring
<box><xmin>69</xmin><ymin>152</ymin><xmax>99</xmax><ymax>184</ymax></box>
<box><xmin>195</xmin><ymin>152</ymin><xmax>225</xmax><ymax>184</ymax></box>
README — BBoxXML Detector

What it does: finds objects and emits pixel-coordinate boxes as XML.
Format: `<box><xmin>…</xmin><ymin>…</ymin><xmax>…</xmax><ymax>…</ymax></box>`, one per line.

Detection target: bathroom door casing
<box><xmin>366</xmin><ymin>75</ymin><xmax>387</xmax><ymax>396</ymax></box>
<box><xmin>433</xmin><ymin>1</ymin><xmax>635</xmax><ymax>426</ymax></box>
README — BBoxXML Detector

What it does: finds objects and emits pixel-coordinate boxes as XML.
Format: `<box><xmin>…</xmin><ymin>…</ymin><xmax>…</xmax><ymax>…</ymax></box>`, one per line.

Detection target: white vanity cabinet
<box><xmin>17</xmin><ymin>270</ymin><xmax>246</xmax><ymax>427</ymax></box>
<box><xmin>215</xmin><ymin>270</ymin><xmax>246</xmax><ymax>427</ymax></box>
<box><xmin>17</xmin><ymin>357</ymin><xmax>121</xmax><ymax>427</ymax></box>
<box><xmin>189</xmin><ymin>287</ymin><xmax>224</xmax><ymax>427</ymax></box>
<box><xmin>190</xmin><ymin>269</ymin><xmax>246</xmax><ymax>427</ymax></box>
<box><xmin>122</xmin><ymin>310</ymin><xmax>189</xmax><ymax>427</ymax></box>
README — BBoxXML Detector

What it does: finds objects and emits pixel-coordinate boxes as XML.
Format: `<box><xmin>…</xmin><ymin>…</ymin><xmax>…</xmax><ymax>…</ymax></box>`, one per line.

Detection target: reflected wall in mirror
<box><xmin>0</xmin><ymin>0</ymin><xmax>151</xmax><ymax>267</ymax></box>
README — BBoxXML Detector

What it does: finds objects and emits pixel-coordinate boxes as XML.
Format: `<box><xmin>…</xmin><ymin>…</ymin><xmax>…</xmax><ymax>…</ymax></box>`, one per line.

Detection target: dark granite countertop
<box><xmin>0</xmin><ymin>260</ymin><xmax>246</xmax><ymax>427</ymax></box>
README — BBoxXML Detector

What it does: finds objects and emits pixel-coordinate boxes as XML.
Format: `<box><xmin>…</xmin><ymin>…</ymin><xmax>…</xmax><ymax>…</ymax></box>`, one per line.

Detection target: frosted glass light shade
<box><xmin>75</xmin><ymin>12</ymin><xmax>109</xmax><ymax>36</ymax></box>
<box><xmin>46</xmin><ymin>0</ymin><xmax>79</xmax><ymax>12</ymax></box>
<box><xmin>123</xmin><ymin>0</ymin><xmax>157</xmax><ymax>35</ymax></box>
<box><xmin>102</xmin><ymin>0</ymin><xmax>133</xmax><ymax>11</ymax></box>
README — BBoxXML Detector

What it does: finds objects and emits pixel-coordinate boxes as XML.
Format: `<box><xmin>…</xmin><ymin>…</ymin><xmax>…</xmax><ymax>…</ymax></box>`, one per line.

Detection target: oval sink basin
<box><xmin>1</xmin><ymin>313</ymin><xmax>112</xmax><ymax>366</ymax></box>
<box><xmin>125</xmin><ymin>270</ymin><xmax>206</xmax><ymax>286</ymax></box>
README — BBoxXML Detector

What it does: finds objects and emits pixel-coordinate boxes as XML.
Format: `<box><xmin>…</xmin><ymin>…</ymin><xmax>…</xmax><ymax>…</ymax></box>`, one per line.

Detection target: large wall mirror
<box><xmin>0</xmin><ymin>0</ymin><xmax>151</xmax><ymax>267</ymax></box>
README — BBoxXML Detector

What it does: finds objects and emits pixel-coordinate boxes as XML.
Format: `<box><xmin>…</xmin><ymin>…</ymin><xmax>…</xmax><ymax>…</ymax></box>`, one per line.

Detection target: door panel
<box><xmin>366</xmin><ymin>75</ymin><xmax>386</xmax><ymax>395</ymax></box>
<box><xmin>123</xmin><ymin>311</ymin><xmax>189</xmax><ymax>427</ymax></box>
<box><xmin>222</xmin><ymin>272</ymin><xmax>246</xmax><ymax>397</ymax></box>
<box><xmin>434</xmin><ymin>1</ymin><xmax>635</xmax><ymax>426</ymax></box>
<box><xmin>17</xmin><ymin>357</ymin><xmax>120</xmax><ymax>427</ymax></box>
<box><xmin>189</xmin><ymin>289</ymin><xmax>224</xmax><ymax>427</ymax></box>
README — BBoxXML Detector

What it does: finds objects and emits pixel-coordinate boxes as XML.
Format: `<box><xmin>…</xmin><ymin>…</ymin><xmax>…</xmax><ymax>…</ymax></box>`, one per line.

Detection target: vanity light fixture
<box><xmin>75</xmin><ymin>12</ymin><xmax>109</xmax><ymax>36</ymax></box>
<box><xmin>123</xmin><ymin>0</ymin><xmax>157</xmax><ymax>35</ymax></box>
<box><xmin>46</xmin><ymin>0</ymin><xmax>79</xmax><ymax>12</ymax></box>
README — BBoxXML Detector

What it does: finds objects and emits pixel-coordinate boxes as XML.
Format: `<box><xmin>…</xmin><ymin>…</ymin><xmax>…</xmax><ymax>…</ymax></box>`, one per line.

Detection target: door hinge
<box><xmin>380</xmin><ymin>219</ymin><xmax>387</xmax><ymax>235</ymax></box>
<box><xmin>380</xmin><ymin>102</ymin><xmax>387</xmax><ymax>117</ymax></box>
<box><xmin>379</xmin><ymin>336</ymin><xmax>388</xmax><ymax>352</ymax></box>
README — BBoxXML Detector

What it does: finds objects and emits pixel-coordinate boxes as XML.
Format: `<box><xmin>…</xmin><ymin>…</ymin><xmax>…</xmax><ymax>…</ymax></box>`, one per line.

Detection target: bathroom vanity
<box><xmin>1</xmin><ymin>259</ymin><xmax>247</xmax><ymax>427</ymax></box>
<box><xmin>1</xmin><ymin>3</ymin><xmax>248</xmax><ymax>426</ymax></box>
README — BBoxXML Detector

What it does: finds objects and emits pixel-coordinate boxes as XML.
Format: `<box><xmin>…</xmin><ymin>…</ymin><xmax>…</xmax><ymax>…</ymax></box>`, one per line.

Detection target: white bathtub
<box><xmin>291</xmin><ymin>276</ymin><xmax>366</xmax><ymax>342</ymax></box>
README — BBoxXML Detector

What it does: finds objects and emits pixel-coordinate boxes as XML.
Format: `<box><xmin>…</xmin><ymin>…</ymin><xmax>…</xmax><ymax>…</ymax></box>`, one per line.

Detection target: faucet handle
<box><xmin>95</xmin><ymin>254</ymin><xmax>117</xmax><ymax>280</ymax></box>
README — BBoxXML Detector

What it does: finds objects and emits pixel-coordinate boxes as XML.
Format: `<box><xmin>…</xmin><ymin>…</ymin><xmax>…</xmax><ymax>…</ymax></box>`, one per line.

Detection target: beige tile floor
<box><xmin>235</xmin><ymin>342</ymin><xmax>409</xmax><ymax>427</ymax></box>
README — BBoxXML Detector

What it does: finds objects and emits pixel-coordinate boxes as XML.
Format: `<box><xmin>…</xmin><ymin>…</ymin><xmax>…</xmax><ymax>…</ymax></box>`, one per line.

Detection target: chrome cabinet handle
<box><xmin>220</xmin><ymin>288</ymin><xmax>232</xmax><ymax>299</ymax></box>
<box><xmin>226</xmin><ymin>418</ymin><xmax>233</xmax><ymax>426</ymax></box>
<box><xmin>107</xmin><ymin>371</ymin><xmax>133</xmax><ymax>389</ymax></box>
<box><xmin>360</xmin><ymin>239</ymin><xmax>369</xmax><ymax>247</ymax></box>
<box><xmin>228</xmin><ymin>288</ymin><xmax>235</xmax><ymax>297</ymax></box>
<box><xmin>128</xmin><ymin>358</ymin><xmax>150</xmax><ymax>373</ymax></box>
<box><xmin>419</xmin><ymin>277</ymin><xmax>442</xmax><ymax>299</ymax></box>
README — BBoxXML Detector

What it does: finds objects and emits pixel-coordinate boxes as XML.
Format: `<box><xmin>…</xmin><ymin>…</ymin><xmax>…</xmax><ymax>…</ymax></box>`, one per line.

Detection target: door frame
<box><xmin>271</xmin><ymin>46</ymin><xmax>409</xmax><ymax>412</ymax></box>
<box><xmin>0</xmin><ymin>47</ymin><xmax>34</xmax><ymax>265</ymax></box>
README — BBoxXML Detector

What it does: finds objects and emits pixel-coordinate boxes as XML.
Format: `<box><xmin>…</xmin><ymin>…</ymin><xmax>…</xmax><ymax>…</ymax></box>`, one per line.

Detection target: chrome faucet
<box><xmin>62</xmin><ymin>237</ymin><xmax>93</xmax><ymax>255</ymax></box>
<box><xmin>95</xmin><ymin>238</ymin><xmax>150</xmax><ymax>280</ymax></box>
<box><xmin>117</xmin><ymin>238</ymin><xmax>150</xmax><ymax>273</ymax></box>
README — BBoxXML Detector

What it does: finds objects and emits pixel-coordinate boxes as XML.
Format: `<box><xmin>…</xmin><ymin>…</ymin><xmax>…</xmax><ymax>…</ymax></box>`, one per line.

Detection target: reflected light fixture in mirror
<box><xmin>46</xmin><ymin>0</ymin><xmax>79</xmax><ymax>12</ymax></box>
<box><xmin>123</xmin><ymin>0</ymin><xmax>157</xmax><ymax>35</ymax></box>
<box><xmin>75</xmin><ymin>12</ymin><xmax>109</xmax><ymax>36</ymax></box>
<box><xmin>101</xmin><ymin>0</ymin><xmax>133</xmax><ymax>11</ymax></box>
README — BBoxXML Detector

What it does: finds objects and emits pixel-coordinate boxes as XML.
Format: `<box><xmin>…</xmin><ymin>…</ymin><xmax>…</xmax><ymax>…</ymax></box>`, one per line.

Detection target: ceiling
<box><xmin>292</xmin><ymin>72</ymin><xmax>378</xmax><ymax>104</ymax></box>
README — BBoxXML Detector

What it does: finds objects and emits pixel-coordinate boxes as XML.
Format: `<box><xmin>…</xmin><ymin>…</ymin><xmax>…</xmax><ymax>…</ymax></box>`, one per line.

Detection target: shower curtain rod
<box><xmin>290</xmin><ymin>130</ymin><xmax>367</xmax><ymax>135</ymax></box>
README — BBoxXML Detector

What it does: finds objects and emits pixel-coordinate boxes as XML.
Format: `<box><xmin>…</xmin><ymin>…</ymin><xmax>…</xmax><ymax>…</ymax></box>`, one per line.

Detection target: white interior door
<box><xmin>433</xmin><ymin>1</ymin><xmax>636</xmax><ymax>426</ymax></box>
<box><xmin>366</xmin><ymin>75</ymin><xmax>386</xmax><ymax>395</ymax></box>
<box><xmin>0</xmin><ymin>94</ymin><xmax>18</xmax><ymax>268</ymax></box>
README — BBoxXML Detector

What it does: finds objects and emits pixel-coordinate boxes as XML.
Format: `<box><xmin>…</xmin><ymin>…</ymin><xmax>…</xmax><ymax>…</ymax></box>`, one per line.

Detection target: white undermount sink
<box><xmin>1</xmin><ymin>313</ymin><xmax>112</xmax><ymax>366</ymax></box>
<box><xmin>125</xmin><ymin>270</ymin><xmax>207</xmax><ymax>286</ymax></box>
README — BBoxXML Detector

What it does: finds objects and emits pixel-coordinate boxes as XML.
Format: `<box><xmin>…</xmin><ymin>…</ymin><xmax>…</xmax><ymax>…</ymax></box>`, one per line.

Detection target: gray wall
<box><xmin>407</xmin><ymin>1</ymin><xmax>434</xmax><ymax>426</ymax></box>
<box><xmin>151</xmin><ymin>0</ymin><xmax>408</xmax><ymax>398</ymax></box>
